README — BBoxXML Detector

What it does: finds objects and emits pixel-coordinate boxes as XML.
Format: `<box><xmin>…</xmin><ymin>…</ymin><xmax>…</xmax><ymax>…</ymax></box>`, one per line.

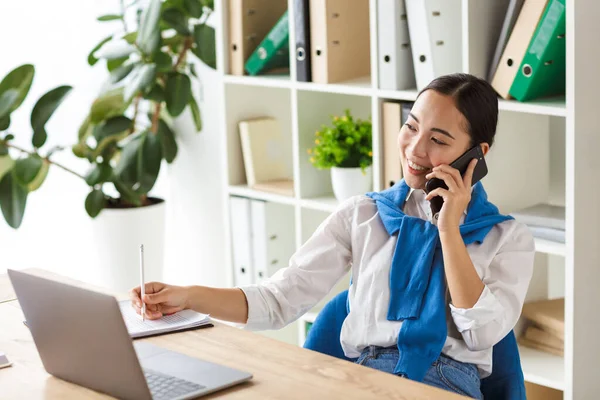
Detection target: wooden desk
<box><xmin>0</xmin><ymin>271</ymin><xmax>463</xmax><ymax>399</ymax></box>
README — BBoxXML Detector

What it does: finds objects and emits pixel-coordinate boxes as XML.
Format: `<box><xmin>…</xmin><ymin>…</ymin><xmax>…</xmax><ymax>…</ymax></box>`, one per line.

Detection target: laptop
<box><xmin>8</xmin><ymin>269</ymin><xmax>253</xmax><ymax>400</ymax></box>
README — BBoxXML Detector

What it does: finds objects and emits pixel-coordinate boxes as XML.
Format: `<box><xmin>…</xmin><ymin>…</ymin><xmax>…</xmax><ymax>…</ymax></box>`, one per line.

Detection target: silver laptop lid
<box><xmin>8</xmin><ymin>269</ymin><xmax>152</xmax><ymax>400</ymax></box>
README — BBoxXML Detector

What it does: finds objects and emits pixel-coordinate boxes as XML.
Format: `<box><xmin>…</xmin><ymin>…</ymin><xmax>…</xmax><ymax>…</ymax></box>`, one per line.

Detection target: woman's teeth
<box><xmin>408</xmin><ymin>160</ymin><xmax>428</xmax><ymax>171</ymax></box>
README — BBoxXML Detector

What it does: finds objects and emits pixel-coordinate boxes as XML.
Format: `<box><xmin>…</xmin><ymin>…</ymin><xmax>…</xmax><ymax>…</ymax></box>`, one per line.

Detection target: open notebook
<box><xmin>118</xmin><ymin>300</ymin><xmax>213</xmax><ymax>339</ymax></box>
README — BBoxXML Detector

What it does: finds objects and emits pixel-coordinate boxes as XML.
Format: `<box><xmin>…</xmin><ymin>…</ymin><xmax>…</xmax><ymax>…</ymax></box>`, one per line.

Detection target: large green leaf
<box><xmin>0</xmin><ymin>115</ymin><xmax>10</xmax><ymax>131</ymax></box>
<box><xmin>113</xmin><ymin>177</ymin><xmax>142</xmax><ymax>206</ymax></box>
<box><xmin>85</xmin><ymin>163</ymin><xmax>113</xmax><ymax>186</ymax></box>
<box><xmin>183</xmin><ymin>0</ymin><xmax>202</xmax><ymax>18</ymax></box>
<box><xmin>0</xmin><ymin>90</ymin><xmax>19</xmax><ymax>119</ymax></box>
<box><xmin>110</xmin><ymin>63</ymin><xmax>136</xmax><ymax>84</ymax></box>
<box><xmin>162</xmin><ymin>8</ymin><xmax>190</xmax><ymax>35</ymax></box>
<box><xmin>125</xmin><ymin>63</ymin><xmax>157</xmax><ymax>102</ymax></box>
<box><xmin>96</xmin><ymin>39</ymin><xmax>136</xmax><ymax>60</ymax></box>
<box><xmin>92</xmin><ymin>131</ymin><xmax>128</xmax><ymax>160</ymax></box>
<box><xmin>0</xmin><ymin>155</ymin><xmax>15</xmax><ymax>182</ymax></box>
<box><xmin>0</xmin><ymin>171</ymin><xmax>28</xmax><ymax>229</ymax></box>
<box><xmin>193</xmin><ymin>24</ymin><xmax>216</xmax><ymax>68</ymax></box>
<box><xmin>14</xmin><ymin>156</ymin><xmax>43</xmax><ymax>185</ymax></box>
<box><xmin>137</xmin><ymin>0</ymin><xmax>162</xmax><ymax>55</ymax></box>
<box><xmin>145</xmin><ymin>84</ymin><xmax>165</xmax><ymax>103</ymax></box>
<box><xmin>85</xmin><ymin>188</ymin><xmax>106</xmax><ymax>218</ymax></box>
<box><xmin>90</xmin><ymin>87</ymin><xmax>126</xmax><ymax>123</ymax></box>
<box><xmin>188</xmin><ymin>94</ymin><xmax>202</xmax><ymax>132</ymax></box>
<box><xmin>93</xmin><ymin>115</ymin><xmax>132</xmax><ymax>141</ymax></box>
<box><xmin>107</xmin><ymin>56</ymin><xmax>129</xmax><ymax>72</ymax></box>
<box><xmin>30</xmin><ymin>85</ymin><xmax>72</xmax><ymax>148</ymax></box>
<box><xmin>154</xmin><ymin>52</ymin><xmax>173</xmax><ymax>72</ymax></box>
<box><xmin>0</xmin><ymin>64</ymin><xmax>35</xmax><ymax>114</ymax></box>
<box><xmin>165</xmin><ymin>72</ymin><xmax>191</xmax><ymax>117</ymax></box>
<box><xmin>158</xmin><ymin>119</ymin><xmax>177</xmax><ymax>163</ymax></box>
<box><xmin>115</xmin><ymin>131</ymin><xmax>162</xmax><ymax>194</ymax></box>
<box><xmin>123</xmin><ymin>31</ymin><xmax>138</xmax><ymax>44</ymax></box>
<box><xmin>27</xmin><ymin>159</ymin><xmax>49</xmax><ymax>191</ymax></box>
<box><xmin>88</xmin><ymin>35</ymin><xmax>113</xmax><ymax>66</ymax></box>
<box><xmin>98</xmin><ymin>14</ymin><xmax>123</xmax><ymax>21</ymax></box>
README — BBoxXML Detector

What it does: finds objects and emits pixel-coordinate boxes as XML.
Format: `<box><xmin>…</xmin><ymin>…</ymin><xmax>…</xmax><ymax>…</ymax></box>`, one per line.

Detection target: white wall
<box><xmin>0</xmin><ymin>0</ymin><xmax>227</xmax><ymax>289</ymax></box>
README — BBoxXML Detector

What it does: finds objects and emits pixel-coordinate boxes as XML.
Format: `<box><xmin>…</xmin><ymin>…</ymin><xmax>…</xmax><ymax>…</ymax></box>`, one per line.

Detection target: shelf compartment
<box><xmin>519</xmin><ymin>345</ymin><xmax>565</xmax><ymax>391</ymax></box>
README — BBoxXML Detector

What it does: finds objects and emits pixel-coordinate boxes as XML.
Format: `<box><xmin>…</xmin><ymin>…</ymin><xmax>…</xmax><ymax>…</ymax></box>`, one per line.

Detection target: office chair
<box><xmin>303</xmin><ymin>290</ymin><xmax>526</xmax><ymax>400</ymax></box>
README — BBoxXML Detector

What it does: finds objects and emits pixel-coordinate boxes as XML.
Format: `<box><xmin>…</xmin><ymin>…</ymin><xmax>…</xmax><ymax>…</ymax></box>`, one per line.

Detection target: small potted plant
<box><xmin>308</xmin><ymin>109</ymin><xmax>373</xmax><ymax>201</ymax></box>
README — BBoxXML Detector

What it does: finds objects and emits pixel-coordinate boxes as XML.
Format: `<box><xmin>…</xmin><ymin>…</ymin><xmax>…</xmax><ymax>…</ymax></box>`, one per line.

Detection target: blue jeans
<box><xmin>355</xmin><ymin>346</ymin><xmax>483</xmax><ymax>399</ymax></box>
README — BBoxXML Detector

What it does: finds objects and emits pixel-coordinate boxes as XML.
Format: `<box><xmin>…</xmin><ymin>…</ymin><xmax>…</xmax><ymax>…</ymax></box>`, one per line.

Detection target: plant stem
<box><xmin>130</xmin><ymin>94</ymin><xmax>142</xmax><ymax>134</ymax></box>
<box><xmin>151</xmin><ymin>101</ymin><xmax>161</xmax><ymax>134</ymax></box>
<box><xmin>3</xmin><ymin>141</ymin><xmax>86</xmax><ymax>181</ymax></box>
<box><xmin>174</xmin><ymin>36</ymin><xmax>194</xmax><ymax>70</ymax></box>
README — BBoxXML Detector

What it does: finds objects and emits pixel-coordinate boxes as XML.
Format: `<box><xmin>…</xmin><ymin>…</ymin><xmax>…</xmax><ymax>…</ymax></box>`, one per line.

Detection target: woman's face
<box><xmin>398</xmin><ymin>90</ymin><xmax>487</xmax><ymax>190</ymax></box>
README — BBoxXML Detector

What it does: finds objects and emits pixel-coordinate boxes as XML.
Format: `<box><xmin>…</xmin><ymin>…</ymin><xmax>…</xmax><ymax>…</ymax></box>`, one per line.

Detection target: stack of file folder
<box><xmin>490</xmin><ymin>0</ymin><xmax>566</xmax><ymax>102</ymax></box>
<box><xmin>510</xmin><ymin>203</ymin><xmax>565</xmax><ymax>243</ymax></box>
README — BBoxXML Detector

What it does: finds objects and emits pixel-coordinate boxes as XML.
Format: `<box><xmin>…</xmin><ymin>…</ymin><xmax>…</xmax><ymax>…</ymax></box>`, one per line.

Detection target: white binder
<box><xmin>377</xmin><ymin>0</ymin><xmax>416</xmax><ymax>90</ymax></box>
<box><xmin>405</xmin><ymin>0</ymin><xmax>463</xmax><ymax>90</ymax></box>
<box><xmin>250</xmin><ymin>200</ymin><xmax>295</xmax><ymax>284</ymax></box>
<box><xmin>229</xmin><ymin>196</ymin><xmax>254</xmax><ymax>287</ymax></box>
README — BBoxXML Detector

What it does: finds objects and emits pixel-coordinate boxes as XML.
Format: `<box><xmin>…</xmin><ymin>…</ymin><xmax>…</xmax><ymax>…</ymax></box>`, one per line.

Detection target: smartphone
<box><xmin>424</xmin><ymin>145</ymin><xmax>488</xmax><ymax>217</ymax></box>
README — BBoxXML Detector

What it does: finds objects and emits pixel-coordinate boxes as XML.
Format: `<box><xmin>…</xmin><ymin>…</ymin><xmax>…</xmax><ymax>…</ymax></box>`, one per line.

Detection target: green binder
<box><xmin>509</xmin><ymin>0</ymin><xmax>566</xmax><ymax>102</ymax></box>
<box><xmin>245</xmin><ymin>11</ymin><xmax>289</xmax><ymax>76</ymax></box>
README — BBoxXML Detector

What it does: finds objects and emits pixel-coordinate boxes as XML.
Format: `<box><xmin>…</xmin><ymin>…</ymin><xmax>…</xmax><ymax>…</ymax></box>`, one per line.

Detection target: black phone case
<box><xmin>425</xmin><ymin>145</ymin><xmax>488</xmax><ymax>216</ymax></box>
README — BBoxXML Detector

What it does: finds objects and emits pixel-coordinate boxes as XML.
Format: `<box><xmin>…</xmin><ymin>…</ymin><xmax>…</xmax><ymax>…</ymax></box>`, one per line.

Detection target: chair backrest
<box><xmin>303</xmin><ymin>290</ymin><xmax>526</xmax><ymax>400</ymax></box>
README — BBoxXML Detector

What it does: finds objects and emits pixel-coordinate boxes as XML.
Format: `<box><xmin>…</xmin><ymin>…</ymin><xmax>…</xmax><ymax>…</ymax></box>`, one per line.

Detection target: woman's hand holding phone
<box><xmin>425</xmin><ymin>158</ymin><xmax>478</xmax><ymax>233</ymax></box>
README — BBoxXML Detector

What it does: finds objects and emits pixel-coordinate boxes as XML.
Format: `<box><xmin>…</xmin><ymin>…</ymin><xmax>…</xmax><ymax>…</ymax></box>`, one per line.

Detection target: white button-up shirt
<box><xmin>239</xmin><ymin>189</ymin><xmax>535</xmax><ymax>377</ymax></box>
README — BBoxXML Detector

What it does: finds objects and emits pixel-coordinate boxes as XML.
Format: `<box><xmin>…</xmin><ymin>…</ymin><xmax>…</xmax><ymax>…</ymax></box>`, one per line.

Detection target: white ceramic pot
<box><xmin>90</xmin><ymin>199</ymin><xmax>166</xmax><ymax>293</ymax></box>
<box><xmin>331</xmin><ymin>166</ymin><xmax>373</xmax><ymax>201</ymax></box>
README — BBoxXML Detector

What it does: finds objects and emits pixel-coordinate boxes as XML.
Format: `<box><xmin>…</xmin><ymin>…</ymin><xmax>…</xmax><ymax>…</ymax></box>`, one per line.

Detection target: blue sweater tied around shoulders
<box><xmin>362</xmin><ymin>179</ymin><xmax>512</xmax><ymax>382</ymax></box>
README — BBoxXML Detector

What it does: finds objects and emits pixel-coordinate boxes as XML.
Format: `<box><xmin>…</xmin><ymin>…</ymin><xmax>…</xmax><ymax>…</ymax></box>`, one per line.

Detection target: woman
<box><xmin>130</xmin><ymin>73</ymin><xmax>534</xmax><ymax>399</ymax></box>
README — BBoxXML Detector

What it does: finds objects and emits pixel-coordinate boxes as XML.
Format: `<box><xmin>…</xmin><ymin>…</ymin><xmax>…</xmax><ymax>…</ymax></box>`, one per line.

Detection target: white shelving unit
<box><xmin>214</xmin><ymin>1</ymin><xmax>600</xmax><ymax>398</ymax></box>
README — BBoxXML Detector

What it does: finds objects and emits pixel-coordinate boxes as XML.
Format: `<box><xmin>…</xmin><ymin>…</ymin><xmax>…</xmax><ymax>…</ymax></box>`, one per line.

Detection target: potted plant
<box><xmin>308</xmin><ymin>109</ymin><xmax>373</xmax><ymax>201</ymax></box>
<box><xmin>0</xmin><ymin>0</ymin><xmax>216</xmax><ymax>291</ymax></box>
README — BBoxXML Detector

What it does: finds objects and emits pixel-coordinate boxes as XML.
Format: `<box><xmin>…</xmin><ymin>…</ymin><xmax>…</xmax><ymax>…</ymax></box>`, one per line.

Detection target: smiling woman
<box><xmin>130</xmin><ymin>73</ymin><xmax>535</xmax><ymax>399</ymax></box>
<box><xmin>399</xmin><ymin>73</ymin><xmax>498</xmax><ymax>192</ymax></box>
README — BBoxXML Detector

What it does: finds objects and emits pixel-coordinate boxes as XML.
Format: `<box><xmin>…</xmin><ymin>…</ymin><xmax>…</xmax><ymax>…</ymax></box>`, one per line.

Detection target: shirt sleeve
<box><xmin>449</xmin><ymin>221</ymin><xmax>535</xmax><ymax>352</ymax></box>
<box><xmin>237</xmin><ymin>198</ymin><xmax>354</xmax><ymax>331</ymax></box>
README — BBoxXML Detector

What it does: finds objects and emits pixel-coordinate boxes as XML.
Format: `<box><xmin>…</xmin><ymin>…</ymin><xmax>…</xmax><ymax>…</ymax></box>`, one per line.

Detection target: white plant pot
<box><xmin>331</xmin><ymin>166</ymin><xmax>373</xmax><ymax>201</ymax></box>
<box><xmin>90</xmin><ymin>199</ymin><xmax>166</xmax><ymax>293</ymax></box>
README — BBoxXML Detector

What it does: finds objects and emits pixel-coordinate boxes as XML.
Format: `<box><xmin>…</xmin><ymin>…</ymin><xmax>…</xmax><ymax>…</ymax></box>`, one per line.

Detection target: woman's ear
<box><xmin>479</xmin><ymin>142</ymin><xmax>490</xmax><ymax>157</ymax></box>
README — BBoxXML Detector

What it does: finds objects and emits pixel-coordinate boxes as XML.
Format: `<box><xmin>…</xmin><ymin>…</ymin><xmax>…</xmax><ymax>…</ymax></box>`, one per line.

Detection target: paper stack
<box><xmin>519</xmin><ymin>298</ymin><xmax>564</xmax><ymax>356</ymax></box>
<box><xmin>510</xmin><ymin>203</ymin><xmax>565</xmax><ymax>243</ymax></box>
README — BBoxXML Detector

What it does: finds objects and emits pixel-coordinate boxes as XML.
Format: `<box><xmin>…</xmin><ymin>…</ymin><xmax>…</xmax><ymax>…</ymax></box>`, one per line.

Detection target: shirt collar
<box><xmin>404</xmin><ymin>186</ymin><xmax>469</xmax><ymax>216</ymax></box>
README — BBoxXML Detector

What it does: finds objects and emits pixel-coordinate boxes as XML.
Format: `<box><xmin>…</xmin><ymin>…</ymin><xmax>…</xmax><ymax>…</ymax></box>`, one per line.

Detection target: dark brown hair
<box><xmin>418</xmin><ymin>73</ymin><xmax>499</xmax><ymax>148</ymax></box>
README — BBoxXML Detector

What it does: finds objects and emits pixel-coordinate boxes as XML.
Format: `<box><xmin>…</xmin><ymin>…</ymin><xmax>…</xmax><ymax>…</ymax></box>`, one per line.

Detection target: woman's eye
<box><xmin>405</xmin><ymin>123</ymin><xmax>416</xmax><ymax>131</ymax></box>
<box><xmin>431</xmin><ymin>137</ymin><xmax>446</xmax><ymax>145</ymax></box>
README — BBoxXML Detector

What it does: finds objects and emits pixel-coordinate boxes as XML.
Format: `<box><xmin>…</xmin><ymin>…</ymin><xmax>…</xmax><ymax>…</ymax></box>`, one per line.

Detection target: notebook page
<box><xmin>119</xmin><ymin>301</ymin><xmax>210</xmax><ymax>337</ymax></box>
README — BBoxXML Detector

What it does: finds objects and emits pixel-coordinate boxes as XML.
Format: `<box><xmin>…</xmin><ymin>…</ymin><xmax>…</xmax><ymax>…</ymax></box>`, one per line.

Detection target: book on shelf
<box><xmin>509</xmin><ymin>0</ymin><xmax>566</xmax><ymax>102</ymax></box>
<box><xmin>510</xmin><ymin>203</ymin><xmax>565</xmax><ymax>242</ymax></box>
<box><xmin>245</xmin><ymin>10</ymin><xmax>290</xmax><ymax>76</ymax></box>
<box><xmin>523</xmin><ymin>325</ymin><xmax>564</xmax><ymax>354</ymax></box>
<box><xmin>521</xmin><ymin>297</ymin><xmax>564</xmax><ymax>340</ymax></box>
<box><xmin>238</xmin><ymin>117</ymin><xmax>293</xmax><ymax>193</ymax></box>
<box><xmin>519</xmin><ymin>297</ymin><xmax>565</xmax><ymax>356</ymax></box>
<box><xmin>228</xmin><ymin>0</ymin><xmax>287</xmax><ymax>76</ymax></box>
<box><xmin>491</xmin><ymin>0</ymin><xmax>549</xmax><ymax>99</ymax></box>
<box><xmin>252</xmin><ymin>179</ymin><xmax>294</xmax><ymax>197</ymax></box>
<box><xmin>487</xmin><ymin>0</ymin><xmax>526</xmax><ymax>81</ymax></box>
<box><xmin>510</xmin><ymin>203</ymin><xmax>565</xmax><ymax>230</ymax></box>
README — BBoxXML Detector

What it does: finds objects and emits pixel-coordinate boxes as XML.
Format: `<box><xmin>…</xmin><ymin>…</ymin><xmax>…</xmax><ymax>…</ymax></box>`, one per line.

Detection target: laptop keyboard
<box><xmin>144</xmin><ymin>369</ymin><xmax>206</xmax><ymax>400</ymax></box>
